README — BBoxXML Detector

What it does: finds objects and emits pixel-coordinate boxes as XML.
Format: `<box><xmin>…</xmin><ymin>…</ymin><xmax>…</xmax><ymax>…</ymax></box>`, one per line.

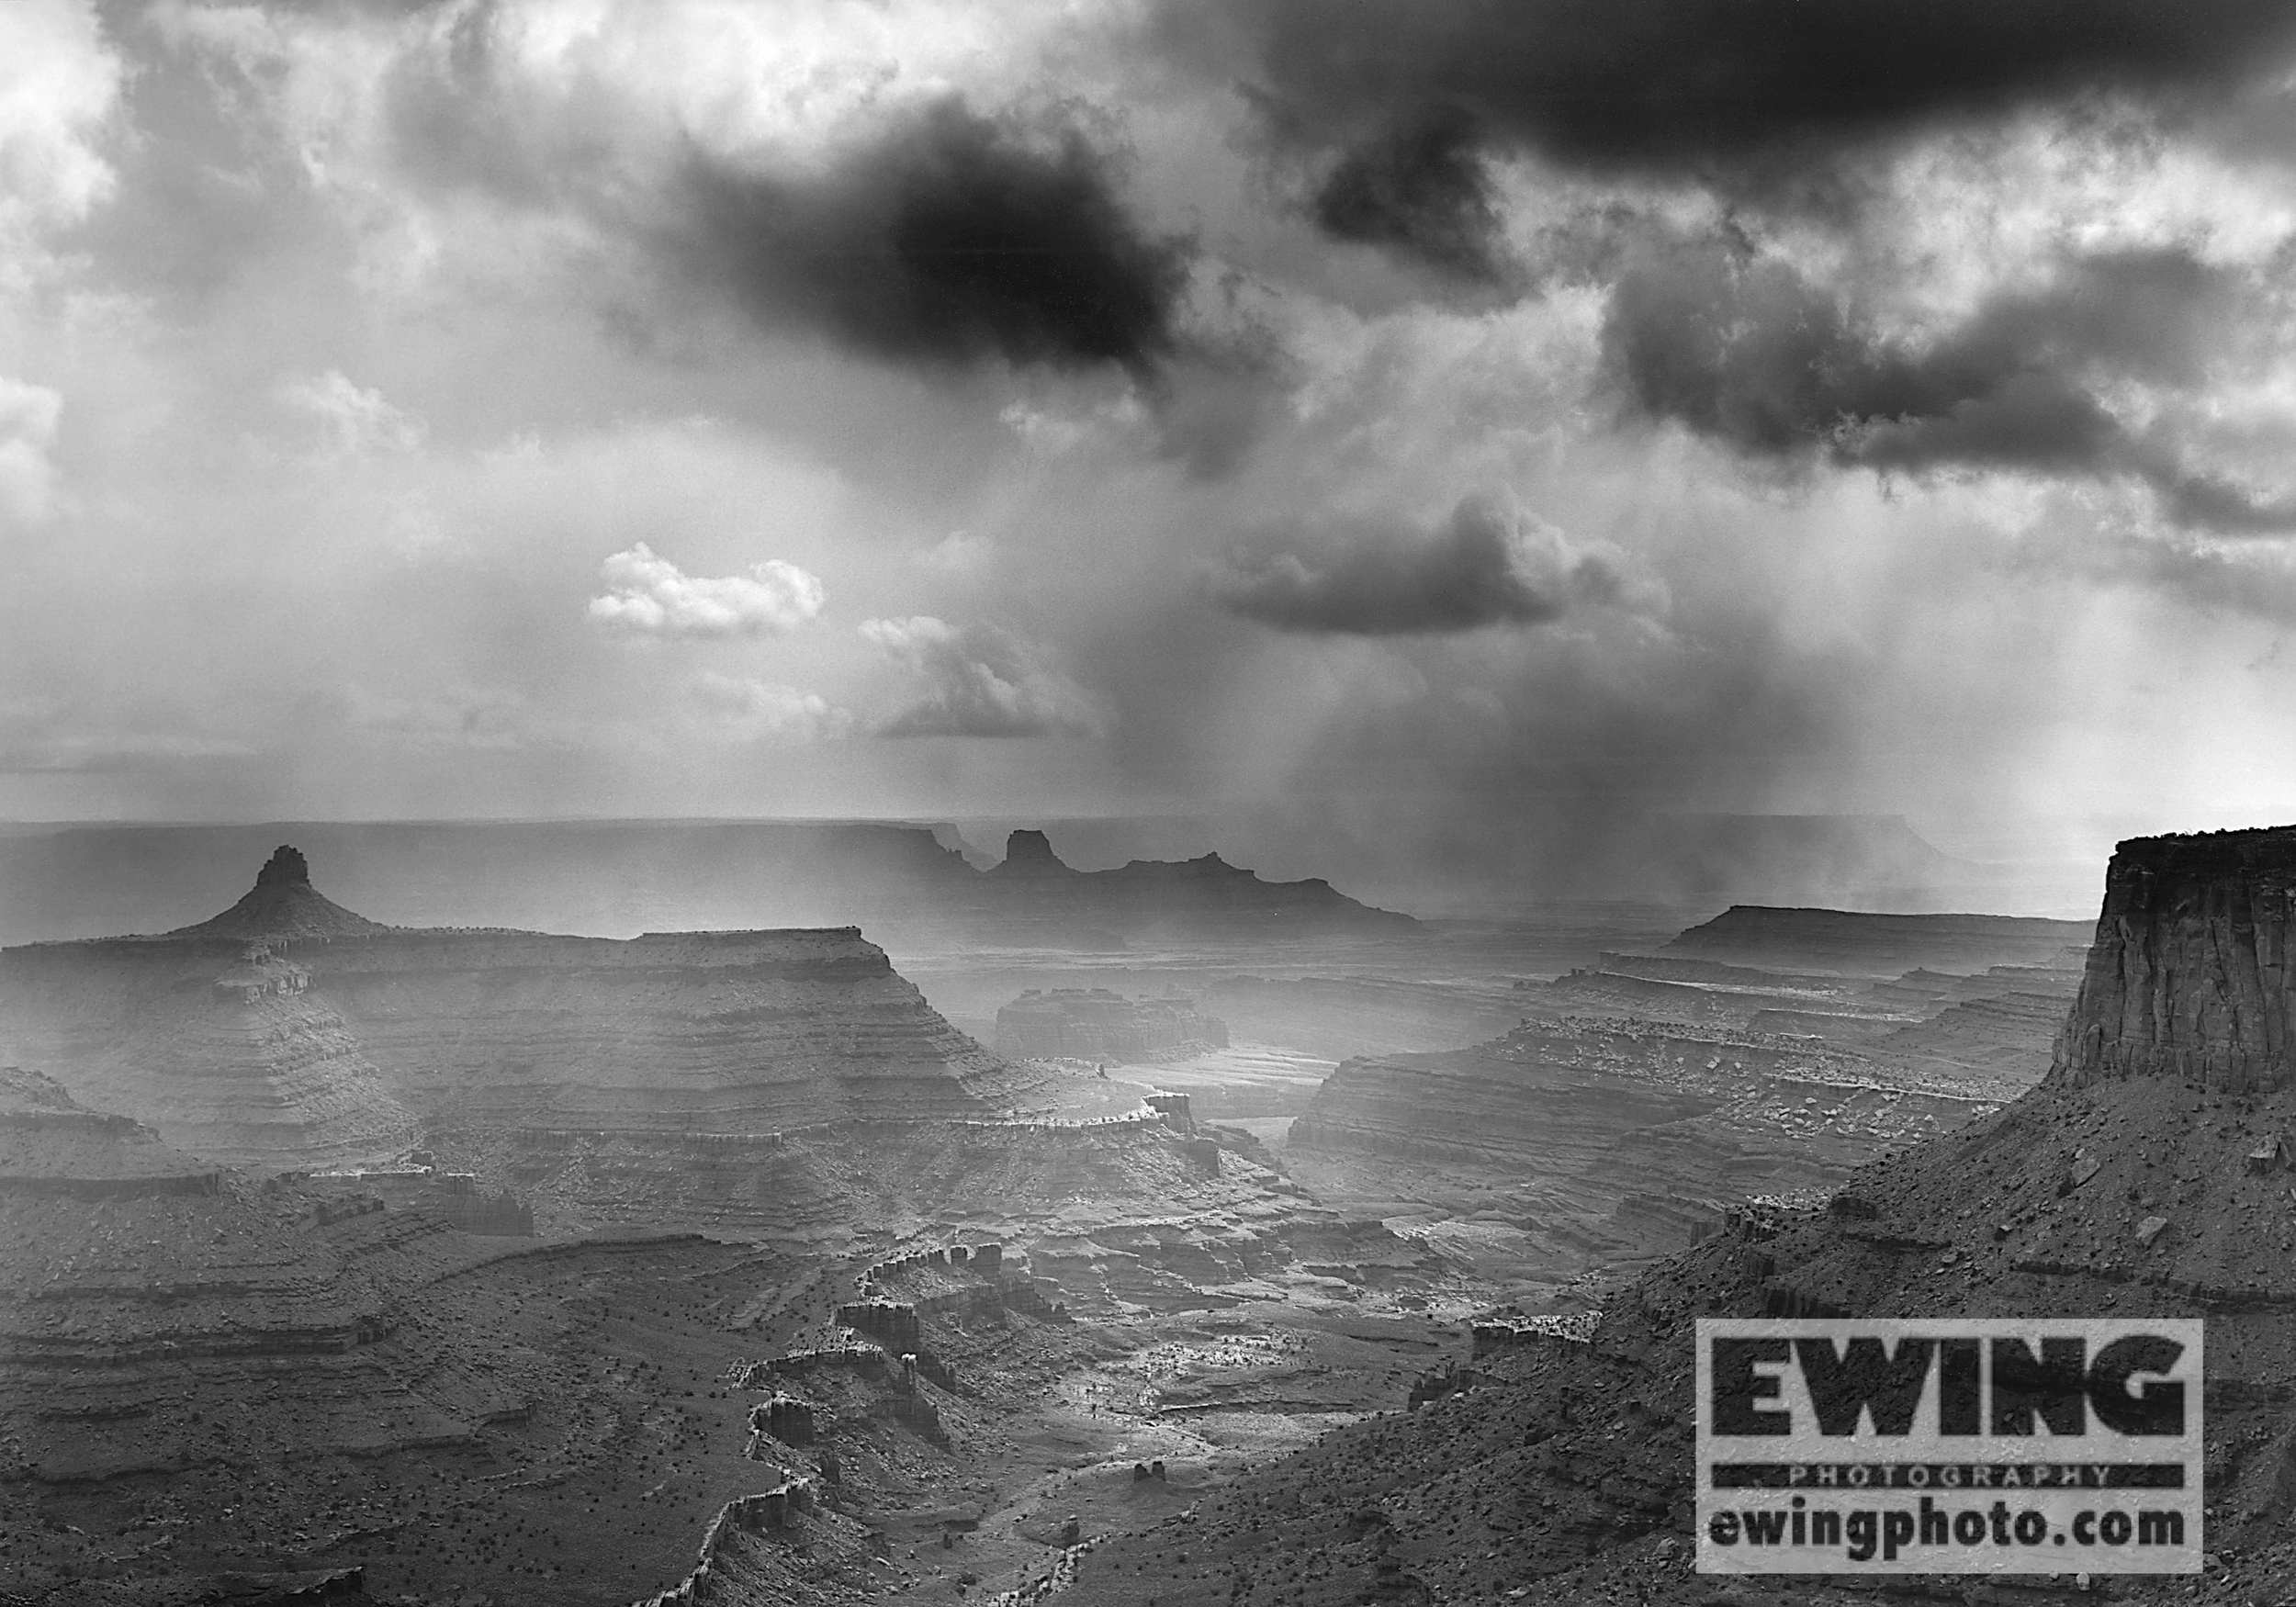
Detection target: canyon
<box><xmin>1054</xmin><ymin>827</ymin><xmax>2296</xmax><ymax>1606</ymax></box>
<box><xmin>993</xmin><ymin>990</ymin><xmax>1229</xmax><ymax>1062</ymax></box>
<box><xmin>0</xmin><ymin>826</ymin><xmax>2183</xmax><ymax>1607</ymax></box>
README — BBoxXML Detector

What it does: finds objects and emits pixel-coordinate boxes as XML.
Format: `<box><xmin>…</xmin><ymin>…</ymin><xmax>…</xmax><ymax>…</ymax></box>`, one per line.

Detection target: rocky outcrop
<box><xmin>993</xmin><ymin>987</ymin><xmax>1229</xmax><ymax>1060</ymax></box>
<box><xmin>165</xmin><ymin>846</ymin><xmax>391</xmax><ymax>941</ymax></box>
<box><xmin>2052</xmin><ymin>824</ymin><xmax>2296</xmax><ymax>1093</ymax></box>
<box><xmin>835</xmin><ymin>1299</ymin><xmax>921</xmax><ymax>1352</ymax></box>
<box><xmin>308</xmin><ymin>1165</ymin><xmax>534</xmax><ymax>1235</ymax></box>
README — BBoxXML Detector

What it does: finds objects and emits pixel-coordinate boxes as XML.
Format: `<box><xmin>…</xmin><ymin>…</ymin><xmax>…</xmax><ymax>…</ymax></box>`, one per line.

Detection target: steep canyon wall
<box><xmin>2052</xmin><ymin>826</ymin><xmax>2296</xmax><ymax>1092</ymax></box>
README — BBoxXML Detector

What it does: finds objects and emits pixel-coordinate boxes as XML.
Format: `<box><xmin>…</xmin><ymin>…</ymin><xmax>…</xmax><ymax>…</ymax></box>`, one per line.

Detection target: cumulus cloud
<box><xmin>0</xmin><ymin>0</ymin><xmax>120</xmax><ymax>242</ymax></box>
<box><xmin>860</xmin><ymin>615</ymin><xmax>1107</xmax><ymax>737</ymax></box>
<box><xmin>1211</xmin><ymin>492</ymin><xmax>1661</xmax><ymax>635</ymax></box>
<box><xmin>0</xmin><ymin>376</ymin><xmax>62</xmax><ymax>521</ymax></box>
<box><xmin>689</xmin><ymin>673</ymin><xmax>852</xmax><ymax>746</ymax></box>
<box><xmin>669</xmin><ymin>96</ymin><xmax>1189</xmax><ymax>374</ymax></box>
<box><xmin>1604</xmin><ymin>240</ymin><xmax>2296</xmax><ymax>532</ymax></box>
<box><xmin>588</xmin><ymin>543</ymin><xmax>826</xmax><ymax>638</ymax></box>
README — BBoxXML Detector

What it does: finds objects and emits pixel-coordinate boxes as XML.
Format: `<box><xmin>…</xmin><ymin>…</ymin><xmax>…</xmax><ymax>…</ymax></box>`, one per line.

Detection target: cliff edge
<box><xmin>1063</xmin><ymin>824</ymin><xmax>2296</xmax><ymax>1603</ymax></box>
<box><xmin>2053</xmin><ymin>824</ymin><xmax>2296</xmax><ymax>1093</ymax></box>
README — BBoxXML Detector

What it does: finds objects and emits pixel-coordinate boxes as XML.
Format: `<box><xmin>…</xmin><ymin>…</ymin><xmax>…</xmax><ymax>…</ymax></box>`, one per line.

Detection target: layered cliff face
<box><xmin>2052</xmin><ymin>824</ymin><xmax>2296</xmax><ymax>1092</ymax></box>
<box><xmin>1286</xmin><ymin>1019</ymin><xmax>1990</xmax><ymax>1269</ymax></box>
<box><xmin>0</xmin><ymin>935</ymin><xmax>418</xmax><ymax>1169</ymax></box>
<box><xmin>0</xmin><ymin>850</ymin><xmax>1021</xmax><ymax>1182</ymax></box>
<box><xmin>300</xmin><ymin>925</ymin><xmax>1008</xmax><ymax>1132</ymax></box>
<box><xmin>0</xmin><ymin>1074</ymin><xmax>872</xmax><ymax>1605</ymax></box>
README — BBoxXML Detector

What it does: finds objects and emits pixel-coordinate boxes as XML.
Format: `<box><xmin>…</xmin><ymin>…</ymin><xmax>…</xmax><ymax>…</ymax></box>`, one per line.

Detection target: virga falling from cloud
<box><xmin>1210</xmin><ymin>491</ymin><xmax>1661</xmax><ymax>635</ymax></box>
<box><xmin>7</xmin><ymin>0</ymin><xmax>2296</xmax><ymax>888</ymax></box>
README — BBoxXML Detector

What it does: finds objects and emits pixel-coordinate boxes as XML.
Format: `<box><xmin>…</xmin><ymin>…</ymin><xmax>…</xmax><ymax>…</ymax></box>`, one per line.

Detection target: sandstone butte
<box><xmin>1064</xmin><ymin>823</ymin><xmax>2296</xmax><ymax>1605</ymax></box>
<box><xmin>0</xmin><ymin>846</ymin><xmax>1030</xmax><ymax>1186</ymax></box>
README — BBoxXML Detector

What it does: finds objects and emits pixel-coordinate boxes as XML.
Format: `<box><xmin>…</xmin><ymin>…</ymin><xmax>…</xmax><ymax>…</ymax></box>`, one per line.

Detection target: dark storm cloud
<box><xmin>1210</xmin><ymin>493</ymin><xmax>1655</xmax><ymax>635</ymax></box>
<box><xmin>670</xmin><ymin>98</ymin><xmax>1189</xmax><ymax>374</ymax></box>
<box><xmin>1603</xmin><ymin>242</ymin><xmax>2296</xmax><ymax>533</ymax></box>
<box><xmin>1309</xmin><ymin>107</ymin><xmax>1510</xmax><ymax>285</ymax></box>
<box><xmin>377</xmin><ymin>10</ymin><xmax>1191</xmax><ymax>376</ymax></box>
<box><xmin>1161</xmin><ymin>0</ymin><xmax>2296</xmax><ymax>276</ymax></box>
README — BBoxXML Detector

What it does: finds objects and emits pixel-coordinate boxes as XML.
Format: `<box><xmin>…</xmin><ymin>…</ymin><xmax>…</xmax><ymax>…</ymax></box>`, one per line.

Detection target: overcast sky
<box><xmin>7</xmin><ymin>0</ymin><xmax>2296</xmax><ymax>892</ymax></box>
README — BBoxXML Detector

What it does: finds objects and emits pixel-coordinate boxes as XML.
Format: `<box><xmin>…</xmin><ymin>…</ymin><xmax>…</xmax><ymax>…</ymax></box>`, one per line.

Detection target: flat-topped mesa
<box><xmin>0</xmin><ymin>848</ymin><xmax>1021</xmax><ymax>1178</ymax></box>
<box><xmin>163</xmin><ymin>844</ymin><xmax>390</xmax><ymax>942</ymax></box>
<box><xmin>988</xmin><ymin>828</ymin><xmax>1069</xmax><ymax>879</ymax></box>
<box><xmin>2051</xmin><ymin>824</ymin><xmax>2296</xmax><ymax>1093</ymax></box>
<box><xmin>977</xmin><ymin>829</ymin><xmax>1418</xmax><ymax>934</ymax></box>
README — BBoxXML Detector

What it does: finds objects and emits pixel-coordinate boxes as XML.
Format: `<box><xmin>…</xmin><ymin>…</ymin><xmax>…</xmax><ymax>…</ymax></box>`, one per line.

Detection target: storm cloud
<box><xmin>1169</xmin><ymin>0</ymin><xmax>2296</xmax><ymax>276</ymax></box>
<box><xmin>1602</xmin><ymin>242</ymin><xmax>2296</xmax><ymax>532</ymax></box>
<box><xmin>17</xmin><ymin>0</ymin><xmax>2296</xmax><ymax>883</ymax></box>
<box><xmin>1309</xmin><ymin>107</ymin><xmax>1510</xmax><ymax>285</ymax></box>
<box><xmin>1212</xmin><ymin>493</ymin><xmax>1658</xmax><ymax>635</ymax></box>
<box><xmin>670</xmin><ymin>98</ymin><xmax>1189</xmax><ymax>374</ymax></box>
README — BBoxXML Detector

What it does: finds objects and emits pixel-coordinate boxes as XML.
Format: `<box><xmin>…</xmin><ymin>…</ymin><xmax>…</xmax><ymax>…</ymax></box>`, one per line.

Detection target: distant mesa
<box><xmin>0</xmin><ymin>819</ymin><xmax>1418</xmax><ymax>947</ymax></box>
<box><xmin>163</xmin><ymin>844</ymin><xmax>392</xmax><ymax>942</ymax></box>
<box><xmin>971</xmin><ymin>829</ymin><xmax>1417</xmax><ymax>938</ymax></box>
<box><xmin>1663</xmin><ymin>904</ymin><xmax>2091</xmax><ymax>976</ymax></box>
